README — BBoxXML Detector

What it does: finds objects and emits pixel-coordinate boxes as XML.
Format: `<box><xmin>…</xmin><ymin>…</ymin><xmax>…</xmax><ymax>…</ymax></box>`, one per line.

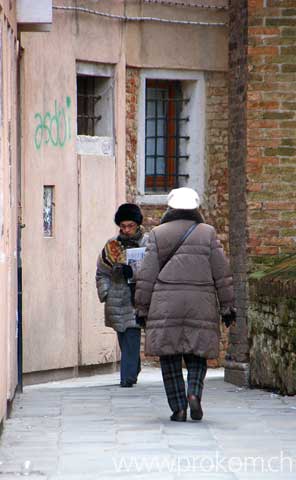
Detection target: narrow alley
<box><xmin>0</xmin><ymin>366</ymin><xmax>296</xmax><ymax>479</ymax></box>
<box><xmin>1</xmin><ymin>2</ymin><xmax>296</xmax><ymax>479</ymax></box>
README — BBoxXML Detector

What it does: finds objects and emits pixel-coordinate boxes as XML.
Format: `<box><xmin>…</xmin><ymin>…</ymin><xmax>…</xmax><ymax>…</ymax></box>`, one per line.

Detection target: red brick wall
<box><xmin>247</xmin><ymin>0</ymin><xmax>296</xmax><ymax>265</ymax></box>
<box><xmin>126</xmin><ymin>67</ymin><xmax>230</xmax><ymax>367</ymax></box>
<box><xmin>126</xmin><ymin>68</ymin><xmax>140</xmax><ymax>203</ymax></box>
<box><xmin>226</xmin><ymin>0</ymin><xmax>296</xmax><ymax>381</ymax></box>
<box><xmin>204</xmin><ymin>72</ymin><xmax>230</xmax><ymax>251</ymax></box>
<box><xmin>228</xmin><ymin>0</ymin><xmax>249</xmax><ymax>366</ymax></box>
<box><xmin>204</xmin><ymin>71</ymin><xmax>230</xmax><ymax>368</ymax></box>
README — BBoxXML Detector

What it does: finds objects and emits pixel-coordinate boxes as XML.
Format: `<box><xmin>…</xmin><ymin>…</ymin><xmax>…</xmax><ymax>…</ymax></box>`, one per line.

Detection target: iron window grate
<box><xmin>77</xmin><ymin>75</ymin><xmax>102</xmax><ymax>136</ymax></box>
<box><xmin>145</xmin><ymin>79</ymin><xmax>190</xmax><ymax>193</ymax></box>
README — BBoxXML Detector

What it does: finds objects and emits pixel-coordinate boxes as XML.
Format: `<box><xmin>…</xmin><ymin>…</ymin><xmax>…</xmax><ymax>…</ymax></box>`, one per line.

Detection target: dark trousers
<box><xmin>160</xmin><ymin>354</ymin><xmax>207</xmax><ymax>413</ymax></box>
<box><xmin>117</xmin><ymin>328</ymin><xmax>141</xmax><ymax>384</ymax></box>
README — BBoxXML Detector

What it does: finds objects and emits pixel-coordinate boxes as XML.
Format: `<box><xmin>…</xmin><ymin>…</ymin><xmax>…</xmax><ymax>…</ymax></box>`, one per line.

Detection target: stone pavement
<box><xmin>0</xmin><ymin>366</ymin><xmax>296</xmax><ymax>480</ymax></box>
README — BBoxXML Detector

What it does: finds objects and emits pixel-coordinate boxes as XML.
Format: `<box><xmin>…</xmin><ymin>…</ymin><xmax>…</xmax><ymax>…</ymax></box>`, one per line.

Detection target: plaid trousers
<box><xmin>160</xmin><ymin>354</ymin><xmax>207</xmax><ymax>413</ymax></box>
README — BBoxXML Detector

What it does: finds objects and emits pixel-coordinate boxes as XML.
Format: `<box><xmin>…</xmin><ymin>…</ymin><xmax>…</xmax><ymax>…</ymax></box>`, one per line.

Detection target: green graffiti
<box><xmin>34</xmin><ymin>97</ymin><xmax>72</xmax><ymax>150</ymax></box>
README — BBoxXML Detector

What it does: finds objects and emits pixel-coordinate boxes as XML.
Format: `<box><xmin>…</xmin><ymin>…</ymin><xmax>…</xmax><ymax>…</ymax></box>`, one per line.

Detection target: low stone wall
<box><xmin>249</xmin><ymin>277</ymin><xmax>296</xmax><ymax>395</ymax></box>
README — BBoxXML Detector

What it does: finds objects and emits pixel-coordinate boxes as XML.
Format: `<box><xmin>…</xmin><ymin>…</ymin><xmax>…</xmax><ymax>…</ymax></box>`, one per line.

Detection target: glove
<box><xmin>112</xmin><ymin>263</ymin><xmax>133</xmax><ymax>281</ymax></box>
<box><xmin>135</xmin><ymin>314</ymin><xmax>147</xmax><ymax>329</ymax></box>
<box><xmin>221</xmin><ymin>307</ymin><xmax>237</xmax><ymax>328</ymax></box>
<box><xmin>129</xmin><ymin>282</ymin><xmax>136</xmax><ymax>307</ymax></box>
<box><xmin>122</xmin><ymin>264</ymin><xmax>133</xmax><ymax>281</ymax></box>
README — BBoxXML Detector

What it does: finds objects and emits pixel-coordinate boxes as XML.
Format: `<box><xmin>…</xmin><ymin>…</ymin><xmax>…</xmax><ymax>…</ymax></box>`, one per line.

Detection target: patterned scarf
<box><xmin>102</xmin><ymin>226</ymin><xmax>145</xmax><ymax>268</ymax></box>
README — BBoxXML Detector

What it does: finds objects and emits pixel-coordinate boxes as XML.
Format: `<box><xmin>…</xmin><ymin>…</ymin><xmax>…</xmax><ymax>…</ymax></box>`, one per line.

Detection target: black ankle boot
<box><xmin>188</xmin><ymin>394</ymin><xmax>203</xmax><ymax>420</ymax></box>
<box><xmin>120</xmin><ymin>381</ymin><xmax>133</xmax><ymax>388</ymax></box>
<box><xmin>170</xmin><ymin>410</ymin><xmax>187</xmax><ymax>422</ymax></box>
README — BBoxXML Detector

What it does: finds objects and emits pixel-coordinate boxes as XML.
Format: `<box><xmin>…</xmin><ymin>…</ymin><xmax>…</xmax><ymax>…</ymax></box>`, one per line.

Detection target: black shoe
<box><xmin>188</xmin><ymin>394</ymin><xmax>203</xmax><ymax>420</ymax></box>
<box><xmin>120</xmin><ymin>381</ymin><xmax>133</xmax><ymax>388</ymax></box>
<box><xmin>170</xmin><ymin>410</ymin><xmax>187</xmax><ymax>422</ymax></box>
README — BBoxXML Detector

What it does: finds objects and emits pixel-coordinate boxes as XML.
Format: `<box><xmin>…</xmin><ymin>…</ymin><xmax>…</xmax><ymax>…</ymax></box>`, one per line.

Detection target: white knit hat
<box><xmin>167</xmin><ymin>187</ymin><xmax>201</xmax><ymax>210</ymax></box>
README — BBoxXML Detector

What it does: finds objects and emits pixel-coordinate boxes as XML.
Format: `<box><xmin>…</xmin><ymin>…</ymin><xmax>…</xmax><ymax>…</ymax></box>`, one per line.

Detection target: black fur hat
<box><xmin>114</xmin><ymin>203</ymin><xmax>143</xmax><ymax>226</ymax></box>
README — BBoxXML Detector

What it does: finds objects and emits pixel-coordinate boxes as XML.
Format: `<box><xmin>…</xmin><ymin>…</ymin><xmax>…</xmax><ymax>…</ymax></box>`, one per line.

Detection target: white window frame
<box><xmin>136</xmin><ymin>69</ymin><xmax>206</xmax><ymax>205</ymax></box>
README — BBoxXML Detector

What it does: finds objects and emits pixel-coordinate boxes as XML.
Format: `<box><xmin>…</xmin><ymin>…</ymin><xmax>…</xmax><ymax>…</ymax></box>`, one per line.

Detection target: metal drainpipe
<box><xmin>16</xmin><ymin>36</ymin><xmax>24</xmax><ymax>393</ymax></box>
<box><xmin>17</xmin><ymin>226</ymin><xmax>23</xmax><ymax>393</ymax></box>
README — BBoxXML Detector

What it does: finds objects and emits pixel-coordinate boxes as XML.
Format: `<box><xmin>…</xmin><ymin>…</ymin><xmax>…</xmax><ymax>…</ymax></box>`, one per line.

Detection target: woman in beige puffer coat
<box><xmin>135</xmin><ymin>187</ymin><xmax>236</xmax><ymax>422</ymax></box>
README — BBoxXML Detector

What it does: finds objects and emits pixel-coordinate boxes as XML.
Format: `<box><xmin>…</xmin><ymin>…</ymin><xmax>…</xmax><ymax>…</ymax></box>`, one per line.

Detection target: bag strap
<box><xmin>159</xmin><ymin>222</ymin><xmax>198</xmax><ymax>274</ymax></box>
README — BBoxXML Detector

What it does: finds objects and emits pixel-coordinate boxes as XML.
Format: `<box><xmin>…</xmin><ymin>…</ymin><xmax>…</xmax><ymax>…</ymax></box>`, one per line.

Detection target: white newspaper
<box><xmin>126</xmin><ymin>247</ymin><xmax>146</xmax><ymax>282</ymax></box>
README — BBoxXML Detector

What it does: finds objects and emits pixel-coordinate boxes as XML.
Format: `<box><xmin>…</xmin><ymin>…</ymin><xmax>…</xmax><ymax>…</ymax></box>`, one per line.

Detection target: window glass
<box><xmin>43</xmin><ymin>186</ymin><xmax>54</xmax><ymax>237</ymax></box>
<box><xmin>145</xmin><ymin>79</ymin><xmax>188</xmax><ymax>193</ymax></box>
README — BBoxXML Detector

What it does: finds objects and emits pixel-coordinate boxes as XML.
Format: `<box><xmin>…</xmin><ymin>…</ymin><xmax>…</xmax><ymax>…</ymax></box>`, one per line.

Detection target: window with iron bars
<box><xmin>145</xmin><ymin>79</ymin><xmax>190</xmax><ymax>193</ymax></box>
<box><xmin>77</xmin><ymin>75</ymin><xmax>102</xmax><ymax>136</ymax></box>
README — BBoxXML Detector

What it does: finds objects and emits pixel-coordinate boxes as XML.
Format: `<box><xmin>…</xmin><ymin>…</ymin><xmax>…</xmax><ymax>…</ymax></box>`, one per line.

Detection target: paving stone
<box><xmin>0</xmin><ymin>475</ymin><xmax>47</xmax><ymax>480</ymax></box>
<box><xmin>173</xmin><ymin>475</ymin><xmax>237</xmax><ymax>480</ymax></box>
<box><xmin>0</xmin><ymin>367</ymin><xmax>296</xmax><ymax>480</ymax></box>
<box><xmin>60</xmin><ymin>432</ymin><xmax>116</xmax><ymax>443</ymax></box>
<box><xmin>235</xmin><ymin>474</ymin><xmax>296</xmax><ymax>480</ymax></box>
